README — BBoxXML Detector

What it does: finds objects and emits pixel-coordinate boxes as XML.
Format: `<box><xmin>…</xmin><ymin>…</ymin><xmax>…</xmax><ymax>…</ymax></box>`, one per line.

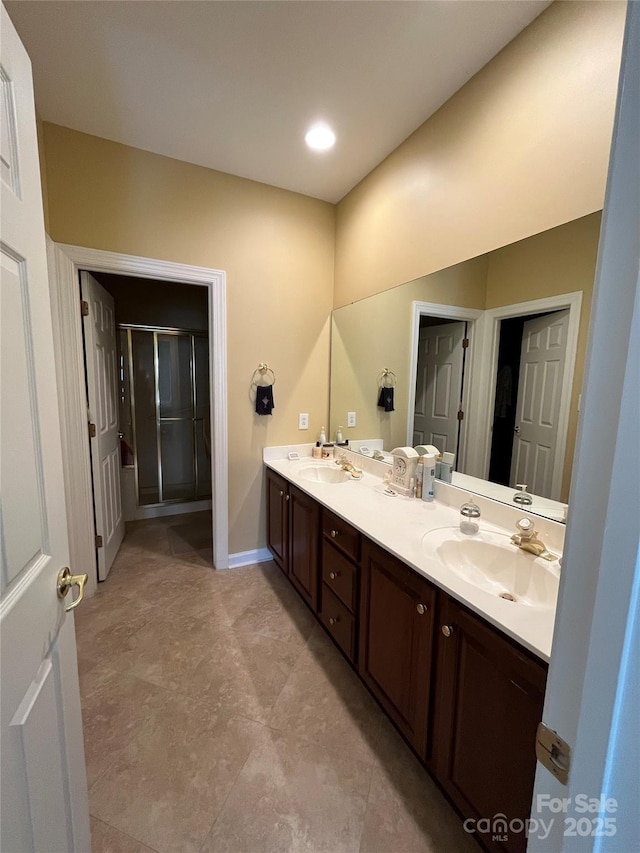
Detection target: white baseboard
<box><xmin>227</xmin><ymin>548</ymin><xmax>273</xmax><ymax>569</ymax></box>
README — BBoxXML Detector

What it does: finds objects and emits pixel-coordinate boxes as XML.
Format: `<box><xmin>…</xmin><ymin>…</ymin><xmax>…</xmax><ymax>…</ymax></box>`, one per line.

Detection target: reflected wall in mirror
<box><xmin>330</xmin><ymin>212</ymin><xmax>602</xmax><ymax>519</ymax></box>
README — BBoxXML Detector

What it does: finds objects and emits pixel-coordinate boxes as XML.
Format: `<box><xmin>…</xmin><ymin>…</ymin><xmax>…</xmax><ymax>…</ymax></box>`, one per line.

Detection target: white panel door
<box><xmin>0</xmin><ymin>5</ymin><xmax>90</xmax><ymax>851</ymax></box>
<box><xmin>413</xmin><ymin>321</ymin><xmax>465</xmax><ymax>453</ymax></box>
<box><xmin>510</xmin><ymin>309</ymin><xmax>569</xmax><ymax>497</ymax></box>
<box><xmin>81</xmin><ymin>270</ymin><xmax>124</xmax><ymax>579</ymax></box>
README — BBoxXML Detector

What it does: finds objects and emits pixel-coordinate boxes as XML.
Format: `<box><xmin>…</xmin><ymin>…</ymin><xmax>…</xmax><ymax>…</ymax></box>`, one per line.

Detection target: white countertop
<box><xmin>265</xmin><ymin>448</ymin><xmax>560</xmax><ymax>662</ymax></box>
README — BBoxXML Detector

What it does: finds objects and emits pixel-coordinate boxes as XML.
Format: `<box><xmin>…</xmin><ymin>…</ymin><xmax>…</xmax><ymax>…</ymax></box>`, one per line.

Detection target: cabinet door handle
<box><xmin>330</xmin><ymin>529</ymin><xmax>339</xmax><ymax>538</ymax></box>
<box><xmin>285</xmin><ymin>494</ymin><xmax>290</xmax><ymax>501</ymax></box>
<box><xmin>279</xmin><ymin>490</ymin><xmax>284</xmax><ymax>498</ymax></box>
<box><xmin>416</xmin><ymin>603</ymin><xmax>427</xmax><ymax>615</ymax></box>
<box><xmin>441</xmin><ymin>624</ymin><xmax>454</xmax><ymax>637</ymax></box>
<box><xmin>329</xmin><ymin>616</ymin><xmax>340</xmax><ymax>626</ymax></box>
<box><xmin>329</xmin><ymin>571</ymin><xmax>340</xmax><ymax>580</ymax></box>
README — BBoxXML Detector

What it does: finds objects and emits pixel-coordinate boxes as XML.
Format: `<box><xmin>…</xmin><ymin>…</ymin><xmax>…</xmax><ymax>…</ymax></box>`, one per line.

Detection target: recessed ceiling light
<box><xmin>305</xmin><ymin>122</ymin><xmax>336</xmax><ymax>151</ymax></box>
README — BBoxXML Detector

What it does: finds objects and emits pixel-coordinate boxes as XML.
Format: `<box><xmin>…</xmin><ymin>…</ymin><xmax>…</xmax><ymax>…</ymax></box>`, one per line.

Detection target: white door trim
<box><xmin>407</xmin><ymin>301</ymin><xmax>483</xmax><ymax>474</ymax></box>
<box><xmin>473</xmin><ymin>291</ymin><xmax>582</xmax><ymax>500</ymax></box>
<box><xmin>48</xmin><ymin>243</ymin><xmax>229</xmax><ymax>596</ymax></box>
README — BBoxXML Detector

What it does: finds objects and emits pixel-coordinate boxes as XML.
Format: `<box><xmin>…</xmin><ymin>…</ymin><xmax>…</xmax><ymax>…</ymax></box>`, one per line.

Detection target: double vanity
<box><xmin>265</xmin><ymin>445</ymin><xmax>563</xmax><ymax>853</ymax></box>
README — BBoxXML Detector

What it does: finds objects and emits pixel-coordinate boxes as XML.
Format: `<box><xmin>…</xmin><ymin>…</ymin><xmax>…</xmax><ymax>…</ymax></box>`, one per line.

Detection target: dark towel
<box><xmin>255</xmin><ymin>384</ymin><xmax>274</xmax><ymax>415</ymax></box>
<box><xmin>377</xmin><ymin>386</ymin><xmax>395</xmax><ymax>412</ymax></box>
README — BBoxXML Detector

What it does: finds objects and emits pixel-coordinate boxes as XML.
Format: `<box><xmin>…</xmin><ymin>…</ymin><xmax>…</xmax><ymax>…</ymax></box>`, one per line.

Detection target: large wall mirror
<box><xmin>329</xmin><ymin>212</ymin><xmax>602</xmax><ymax>521</ymax></box>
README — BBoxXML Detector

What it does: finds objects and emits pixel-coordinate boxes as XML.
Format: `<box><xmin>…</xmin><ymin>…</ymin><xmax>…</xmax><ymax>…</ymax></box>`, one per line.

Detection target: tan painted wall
<box><xmin>486</xmin><ymin>212</ymin><xmax>602</xmax><ymax>497</ymax></box>
<box><xmin>330</xmin><ymin>255</ymin><xmax>488</xmax><ymax>449</ymax></box>
<box><xmin>334</xmin><ymin>0</ymin><xmax>625</xmax><ymax>308</ymax></box>
<box><xmin>41</xmin><ymin>123</ymin><xmax>335</xmax><ymax>555</ymax></box>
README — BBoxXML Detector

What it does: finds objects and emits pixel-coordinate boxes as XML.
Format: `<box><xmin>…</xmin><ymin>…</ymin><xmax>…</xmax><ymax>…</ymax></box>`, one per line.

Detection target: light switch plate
<box><xmin>298</xmin><ymin>413</ymin><xmax>309</xmax><ymax>430</ymax></box>
<box><xmin>347</xmin><ymin>412</ymin><xmax>356</xmax><ymax>427</ymax></box>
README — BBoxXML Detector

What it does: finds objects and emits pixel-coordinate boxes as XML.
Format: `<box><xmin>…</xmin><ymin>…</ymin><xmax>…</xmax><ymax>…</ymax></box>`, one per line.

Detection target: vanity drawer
<box><xmin>320</xmin><ymin>584</ymin><xmax>356</xmax><ymax>663</ymax></box>
<box><xmin>322</xmin><ymin>509</ymin><xmax>360</xmax><ymax>562</ymax></box>
<box><xmin>322</xmin><ymin>540</ymin><xmax>358</xmax><ymax>613</ymax></box>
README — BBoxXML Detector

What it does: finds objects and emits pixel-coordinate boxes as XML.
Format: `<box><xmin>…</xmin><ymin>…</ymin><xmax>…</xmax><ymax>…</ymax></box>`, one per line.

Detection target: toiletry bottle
<box><xmin>336</xmin><ymin>426</ymin><xmax>343</xmax><ymax>444</ymax></box>
<box><xmin>422</xmin><ymin>453</ymin><xmax>436</xmax><ymax>502</ymax></box>
<box><xmin>439</xmin><ymin>451</ymin><xmax>454</xmax><ymax>483</ymax></box>
<box><xmin>313</xmin><ymin>442</ymin><xmax>322</xmax><ymax>460</ymax></box>
<box><xmin>415</xmin><ymin>456</ymin><xmax>424</xmax><ymax>499</ymax></box>
<box><xmin>319</xmin><ymin>426</ymin><xmax>327</xmax><ymax>445</ymax></box>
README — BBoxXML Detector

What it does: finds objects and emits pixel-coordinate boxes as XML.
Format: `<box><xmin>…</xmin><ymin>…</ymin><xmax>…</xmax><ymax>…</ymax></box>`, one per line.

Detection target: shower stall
<box><xmin>118</xmin><ymin>325</ymin><xmax>211</xmax><ymax>507</ymax></box>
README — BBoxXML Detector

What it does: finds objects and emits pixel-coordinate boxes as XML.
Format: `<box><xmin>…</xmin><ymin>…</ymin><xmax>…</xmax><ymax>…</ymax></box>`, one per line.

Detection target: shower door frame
<box><xmin>47</xmin><ymin>242</ymin><xmax>229</xmax><ymax>595</ymax></box>
<box><xmin>120</xmin><ymin>324</ymin><xmax>211</xmax><ymax>508</ymax></box>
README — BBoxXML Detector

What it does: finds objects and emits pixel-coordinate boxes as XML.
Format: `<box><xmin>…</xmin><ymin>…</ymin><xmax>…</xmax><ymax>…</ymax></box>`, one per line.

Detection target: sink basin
<box><xmin>297</xmin><ymin>464</ymin><xmax>351</xmax><ymax>484</ymax></box>
<box><xmin>422</xmin><ymin>527</ymin><xmax>559</xmax><ymax>608</ymax></box>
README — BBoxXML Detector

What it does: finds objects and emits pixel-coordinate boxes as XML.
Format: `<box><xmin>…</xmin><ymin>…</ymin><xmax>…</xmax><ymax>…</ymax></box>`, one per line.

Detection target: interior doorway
<box><xmin>80</xmin><ymin>270</ymin><xmax>214</xmax><ymax>581</ymax></box>
<box><xmin>47</xmin><ymin>242</ymin><xmax>228</xmax><ymax>598</ymax></box>
<box><xmin>488</xmin><ymin>309</ymin><xmax>570</xmax><ymax>497</ymax></box>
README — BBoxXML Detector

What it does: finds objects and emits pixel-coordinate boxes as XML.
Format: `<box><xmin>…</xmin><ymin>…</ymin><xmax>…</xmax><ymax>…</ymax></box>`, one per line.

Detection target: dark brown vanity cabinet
<box><xmin>288</xmin><ymin>485</ymin><xmax>321</xmax><ymax>612</ymax></box>
<box><xmin>266</xmin><ymin>469</ymin><xmax>289</xmax><ymax>573</ymax></box>
<box><xmin>266</xmin><ymin>469</ymin><xmax>320</xmax><ymax>612</ymax></box>
<box><xmin>319</xmin><ymin>509</ymin><xmax>361</xmax><ymax>663</ymax></box>
<box><xmin>430</xmin><ymin>595</ymin><xmax>547</xmax><ymax>853</ymax></box>
<box><xmin>359</xmin><ymin>539</ymin><xmax>436</xmax><ymax>756</ymax></box>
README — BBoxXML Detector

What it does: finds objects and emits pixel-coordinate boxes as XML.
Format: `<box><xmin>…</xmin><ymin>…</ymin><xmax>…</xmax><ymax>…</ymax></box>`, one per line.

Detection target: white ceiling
<box><xmin>6</xmin><ymin>0</ymin><xmax>552</xmax><ymax>203</ymax></box>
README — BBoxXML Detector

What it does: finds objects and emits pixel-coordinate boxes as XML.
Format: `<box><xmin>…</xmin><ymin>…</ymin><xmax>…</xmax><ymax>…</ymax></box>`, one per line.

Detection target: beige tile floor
<box><xmin>76</xmin><ymin>512</ymin><xmax>478</xmax><ymax>853</ymax></box>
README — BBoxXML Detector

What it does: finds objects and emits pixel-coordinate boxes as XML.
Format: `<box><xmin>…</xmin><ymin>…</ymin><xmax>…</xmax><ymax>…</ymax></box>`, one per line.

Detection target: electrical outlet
<box><xmin>298</xmin><ymin>413</ymin><xmax>309</xmax><ymax>430</ymax></box>
<box><xmin>347</xmin><ymin>411</ymin><xmax>356</xmax><ymax>428</ymax></box>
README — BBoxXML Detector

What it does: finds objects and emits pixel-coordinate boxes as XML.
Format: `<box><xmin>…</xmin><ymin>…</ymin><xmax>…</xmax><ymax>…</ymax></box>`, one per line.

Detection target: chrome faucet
<box><xmin>511</xmin><ymin>518</ymin><xmax>557</xmax><ymax>561</ymax></box>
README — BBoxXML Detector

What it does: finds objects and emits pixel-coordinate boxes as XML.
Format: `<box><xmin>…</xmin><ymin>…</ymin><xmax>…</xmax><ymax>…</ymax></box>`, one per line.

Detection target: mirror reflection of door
<box><xmin>489</xmin><ymin>309</ymin><xmax>570</xmax><ymax>498</ymax></box>
<box><xmin>413</xmin><ymin>319</ymin><xmax>467</xmax><ymax>456</ymax></box>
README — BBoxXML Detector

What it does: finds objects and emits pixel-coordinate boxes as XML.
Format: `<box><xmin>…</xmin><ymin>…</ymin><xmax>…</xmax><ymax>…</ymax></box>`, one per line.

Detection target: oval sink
<box><xmin>297</xmin><ymin>464</ymin><xmax>351</xmax><ymax>484</ymax></box>
<box><xmin>422</xmin><ymin>527</ymin><xmax>559</xmax><ymax>609</ymax></box>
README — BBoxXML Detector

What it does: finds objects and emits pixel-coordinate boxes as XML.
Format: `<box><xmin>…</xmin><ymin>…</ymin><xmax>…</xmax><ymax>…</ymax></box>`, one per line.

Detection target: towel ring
<box><xmin>252</xmin><ymin>362</ymin><xmax>276</xmax><ymax>387</ymax></box>
<box><xmin>378</xmin><ymin>368</ymin><xmax>397</xmax><ymax>388</ymax></box>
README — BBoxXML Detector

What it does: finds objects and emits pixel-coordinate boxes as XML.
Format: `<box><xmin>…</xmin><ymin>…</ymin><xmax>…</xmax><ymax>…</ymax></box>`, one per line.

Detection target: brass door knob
<box><xmin>441</xmin><ymin>625</ymin><xmax>453</xmax><ymax>638</ymax></box>
<box><xmin>57</xmin><ymin>567</ymin><xmax>88</xmax><ymax>612</ymax></box>
<box><xmin>416</xmin><ymin>603</ymin><xmax>427</xmax><ymax>615</ymax></box>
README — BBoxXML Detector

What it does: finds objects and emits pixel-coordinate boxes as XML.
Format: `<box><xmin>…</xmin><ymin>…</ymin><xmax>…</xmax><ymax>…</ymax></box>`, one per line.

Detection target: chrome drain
<box><xmin>499</xmin><ymin>592</ymin><xmax>517</xmax><ymax>602</ymax></box>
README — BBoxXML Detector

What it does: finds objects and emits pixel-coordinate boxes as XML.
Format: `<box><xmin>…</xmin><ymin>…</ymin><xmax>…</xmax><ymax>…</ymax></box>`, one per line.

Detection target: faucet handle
<box><xmin>515</xmin><ymin>517</ymin><xmax>536</xmax><ymax>539</ymax></box>
<box><xmin>513</xmin><ymin>484</ymin><xmax>533</xmax><ymax>505</ymax></box>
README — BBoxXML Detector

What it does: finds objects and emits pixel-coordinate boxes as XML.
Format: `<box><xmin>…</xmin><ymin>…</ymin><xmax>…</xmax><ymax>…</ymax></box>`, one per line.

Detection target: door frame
<box><xmin>47</xmin><ymin>242</ymin><xmax>229</xmax><ymax>597</ymax></box>
<box><xmin>473</xmin><ymin>291</ymin><xmax>582</xmax><ymax>500</ymax></box>
<box><xmin>407</xmin><ymin>301</ymin><xmax>483</xmax><ymax>474</ymax></box>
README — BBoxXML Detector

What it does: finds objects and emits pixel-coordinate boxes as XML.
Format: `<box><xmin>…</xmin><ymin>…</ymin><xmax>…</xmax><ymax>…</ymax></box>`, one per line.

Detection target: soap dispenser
<box><xmin>513</xmin><ymin>484</ymin><xmax>533</xmax><ymax>505</ymax></box>
<box><xmin>460</xmin><ymin>496</ymin><xmax>481</xmax><ymax>535</ymax></box>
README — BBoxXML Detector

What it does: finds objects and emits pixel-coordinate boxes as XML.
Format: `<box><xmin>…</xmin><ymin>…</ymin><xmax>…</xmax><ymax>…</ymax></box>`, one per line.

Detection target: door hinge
<box><xmin>88</xmin><ymin>422</ymin><xmax>96</xmax><ymax>438</ymax></box>
<box><xmin>457</xmin><ymin>410</ymin><xmax>464</xmax><ymax>421</ymax></box>
<box><xmin>462</xmin><ymin>338</ymin><xmax>469</xmax><ymax>349</ymax></box>
<box><xmin>80</xmin><ymin>299</ymin><xmax>89</xmax><ymax>317</ymax></box>
<box><xmin>536</xmin><ymin>722</ymin><xmax>570</xmax><ymax>785</ymax></box>
<box><xmin>95</xmin><ymin>534</ymin><xmax>103</xmax><ymax>549</ymax></box>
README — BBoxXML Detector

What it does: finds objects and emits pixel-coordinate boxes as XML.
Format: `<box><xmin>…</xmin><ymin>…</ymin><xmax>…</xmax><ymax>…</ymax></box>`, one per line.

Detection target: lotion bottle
<box><xmin>318</xmin><ymin>426</ymin><xmax>326</xmax><ymax>445</ymax></box>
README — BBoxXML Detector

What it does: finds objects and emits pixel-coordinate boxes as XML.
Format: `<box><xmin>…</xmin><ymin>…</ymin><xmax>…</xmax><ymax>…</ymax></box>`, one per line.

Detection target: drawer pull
<box><xmin>329</xmin><ymin>571</ymin><xmax>340</xmax><ymax>580</ymax></box>
<box><xmin>330</xmin><ymin>529</ymin><xmax>339</xmax><ymax>538</ymax></box>
<box><xmin>441</xmin><ymin>624</ymin><xmax>454</xmax><ymax>638</ymax></box>
<box><xmin>329</xmin><ymin>616</ymin><xmax>340</xmax><ymax>626</ymax></box>
<box><xmin>416</xmin><ymin>603</ymin><xmax>427</xmax><ymax>615</ymax></box>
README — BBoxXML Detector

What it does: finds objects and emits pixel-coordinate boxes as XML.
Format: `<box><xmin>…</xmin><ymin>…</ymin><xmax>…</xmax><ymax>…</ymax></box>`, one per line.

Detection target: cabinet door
<box><xmin>288</xmin><ymin>484</ymin><xmax>320</xmax><ymax>612</ymax></box>
<box><xmin>266</xmin><ymin>469</ymin><xmax>289</xmax><ymax>573</ymax></box>
<box><xmin>359</xmin><ymin>540</ymin><xmax>435</xmax><ymax>756</ymax></box>
<box><xmin>431</xmin><ymin>597</ymin><xmax>547</xmax><ymax>853</ymax></box>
